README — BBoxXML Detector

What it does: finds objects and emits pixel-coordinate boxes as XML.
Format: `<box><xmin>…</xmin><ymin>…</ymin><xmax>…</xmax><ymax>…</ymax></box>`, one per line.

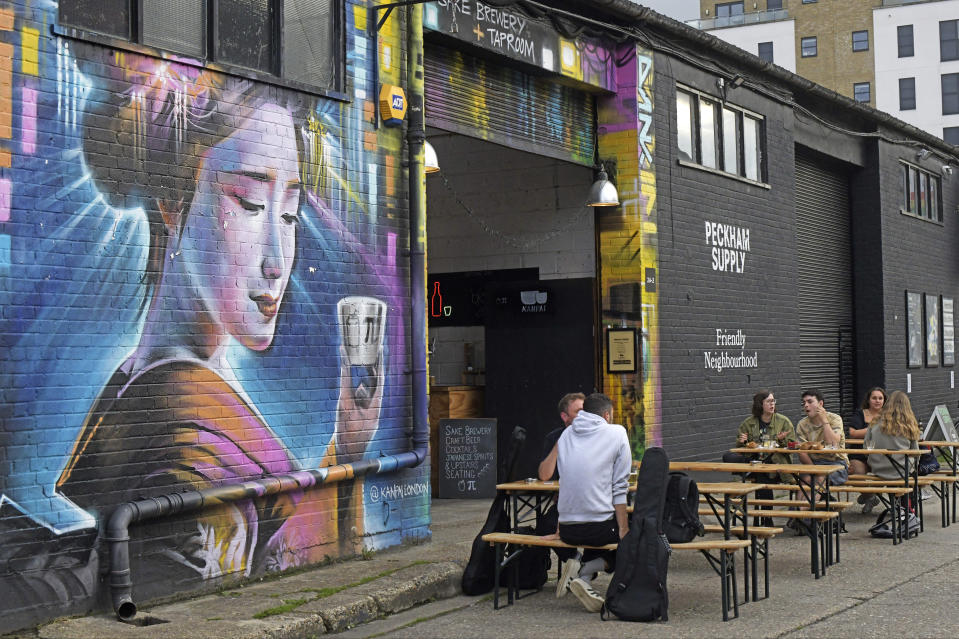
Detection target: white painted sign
<box><xmin>705</xmin><ymin>220</ymin><xmax>750</xmax><ymax>273</ymax></box>
<box><xmin>704</xmin><ymin>328</ymin><xmax>758</xmax><ymax>372</ymax></box>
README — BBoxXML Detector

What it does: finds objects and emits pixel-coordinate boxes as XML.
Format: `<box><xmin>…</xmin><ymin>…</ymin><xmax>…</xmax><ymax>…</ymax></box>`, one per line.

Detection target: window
<box><xmin>676</xmin><ymin>86</ymin><xmax>765</xmax><ymax>182</ymax></box>
<box><xmin>943</xmin><ymin>73</ymin><xmax>959</xmax><ymax>115</ymax></box>
<box><xmin>899</xmin><ymin>77</ymin><xmax>916</xmax><ymax>111</ymax></box>
<box><xmin>902</xmin><ymin>163</ymin><xmax>942</xmax><ymax>222</ymax></box>
<box><xmin>767</xmin><ymin>0</ymin><xmax>783</xmax><ymax>9</ymax></box>
<box><xmin>57</xmin><ymin>0</ymin><xmax>342</xmax><ymax>94</ymax></box>
<box><xmin>941</xmin><ymin>20</ymin><xmax>959</xmax><ymax>61</ymax></box>
<box><xmin>715</xmin><ymin>2</ymin><xmax>744</xmax><ymax>18</ymax></box>
<box><xmin>854</xmin><ymin>82</ymin><xmax>870</xmax><ymax>103</ymax></box>
<box><xmin>852</xmin><ymin>30</ymin><xmax>869</xmax><ymax>52</ymax></box>
<box><xmin>758</xmin><ymin>41</ymin><xmax>774</xmax><ymax>63</ymax></box>
<box><xmin>802</xmin><ymin>0</ymin><xmax>817</xmax><ymax>4</ymax></box>
<box><xmin>898</xmin><ymin>25</ymin><xmax>914</xmax><ymax>57</ymax></box>
<box><xmin>801</xmin><ymin>37</ymin><xmax>818</xmax><ymax>57</ymax></box>
<box><xmin>944</xmin><ymin>126</ymin><xmax>959</xmax><ymax>145</ymax></box>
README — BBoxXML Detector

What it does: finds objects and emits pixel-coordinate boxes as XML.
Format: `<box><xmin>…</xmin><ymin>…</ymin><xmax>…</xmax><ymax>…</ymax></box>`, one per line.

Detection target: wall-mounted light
<box><xmin>717</xmin><ymin>74</ymin><xmax>745</xmax><ymax>102</ymax></box>
<box><xmin>917</xmin><ymin>148</ymin><xmax>932</xmax><ymax>162</ymax></box>
<box><xmin>943</xmin><ymin>164</ymin><xmax>953</xmax><ymax>177</ymax></box>
<box><xmin>424</xmin><ymin>140</ymin><xmax>440</xmax><ymax>174</ymax></box>
<box><xmin>586</xmin><ymin>164</ymin><xmax>619</xmax><ymax>207</ymax></box>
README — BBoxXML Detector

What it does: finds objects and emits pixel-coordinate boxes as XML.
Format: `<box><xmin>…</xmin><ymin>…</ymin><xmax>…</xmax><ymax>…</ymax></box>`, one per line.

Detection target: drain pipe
<box><xmin>108</xmin><ymin>8</ymin><xmax>431</xmax><ymax>619</ymax></box>
<box><xmin>406</xmin><ymin>3</ymin><xmax>429</xmax><ymax>463</ymax></box>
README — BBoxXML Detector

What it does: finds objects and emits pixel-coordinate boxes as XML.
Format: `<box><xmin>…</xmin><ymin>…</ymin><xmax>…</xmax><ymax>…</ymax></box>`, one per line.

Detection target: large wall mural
<box><xmin>597</xmin><ymin>45</ymin><xmax>659</xmax><ymax>458</ymax></box>
<box><xmin>0</xmin><ymin>0</ymin><xmax>427</xmax><ymax>630</ymax></box>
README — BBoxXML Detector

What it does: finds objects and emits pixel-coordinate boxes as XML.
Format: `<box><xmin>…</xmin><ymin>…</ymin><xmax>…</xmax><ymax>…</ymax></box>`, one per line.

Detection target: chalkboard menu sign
<box><xmin>438</xmin><ymin>418</ymin><xmax>497</xmax><ymax>498</ymax></box>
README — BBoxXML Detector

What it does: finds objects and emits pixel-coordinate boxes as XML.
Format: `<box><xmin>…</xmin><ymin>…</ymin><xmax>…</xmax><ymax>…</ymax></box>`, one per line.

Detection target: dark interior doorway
<box><xmin>485</xmin><ymin>277</ymin><xmax>596</xmax><ymax>480</ymax></box>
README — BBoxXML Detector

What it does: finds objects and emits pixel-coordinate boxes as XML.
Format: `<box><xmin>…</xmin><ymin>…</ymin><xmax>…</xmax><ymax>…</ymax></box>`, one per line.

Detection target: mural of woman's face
<box><xmin>178</xmin><ymin>102</ymin><xmax>301</xmax><ymax>351</ymax></box>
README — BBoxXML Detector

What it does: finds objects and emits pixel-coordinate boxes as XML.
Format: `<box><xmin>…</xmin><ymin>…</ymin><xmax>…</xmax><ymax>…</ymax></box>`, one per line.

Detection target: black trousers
<box><xmin>559</xmin><ymin>517</ymin><xmax>619</xmax><ymax>571</ymax></box>
<box><xmin>722</xmin><ymin>451</ymin><xmax>780</xmax><ymax>501</ymax></box>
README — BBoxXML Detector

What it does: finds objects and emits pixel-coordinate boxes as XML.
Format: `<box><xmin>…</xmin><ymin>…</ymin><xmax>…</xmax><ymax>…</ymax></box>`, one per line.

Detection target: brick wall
<box><xmin>652</xmin><ymin>55</ymin><xmax>803</xmax><ymax>460</ymax></box>
<box><xmin>0</xmin><ymin>0</ymin><xmax>428</xmax><ymax>631</ymax></box>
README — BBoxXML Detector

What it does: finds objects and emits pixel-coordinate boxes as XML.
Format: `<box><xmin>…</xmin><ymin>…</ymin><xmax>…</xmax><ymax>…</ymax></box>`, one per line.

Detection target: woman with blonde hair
<box><xmin>864</xmin><ymin>390</ymin><xmax>920</xmax><ymax>480</ymax></box>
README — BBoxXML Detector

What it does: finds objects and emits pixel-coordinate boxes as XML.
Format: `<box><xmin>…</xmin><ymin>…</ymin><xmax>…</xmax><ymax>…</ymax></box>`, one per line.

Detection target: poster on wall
<box><xmin>943</xmin><ymin>297</ymin><xmax>955</xmax><ymax>366</ymax></box>
<box><xmin>907</xmin><ymin>291</ymin><xmax>923</xmax><ymax>368</ymax></box>
<box><xmin>926</xmin><ymin>293</ymin><xmax>940</xmax><ymax>367</ymax></box>
<box><xmin>607</xmin><ymin>328</ymin><xmax>638</xmax><ymax>373</ymax></box>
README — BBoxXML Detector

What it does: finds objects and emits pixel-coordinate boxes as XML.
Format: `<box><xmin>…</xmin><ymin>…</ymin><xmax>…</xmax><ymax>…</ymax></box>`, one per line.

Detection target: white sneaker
<box><xmin>569</xmin><ymin>577</ymin><xmax>605</xmax><ymax>613</ymax></box>
<box><xmin>556</xmin><ymin>557</ymin><xmax>581</xmax><ymax>598</ymax></box>
<box><xmin>921</xmin><ymin>489</ymin><xmax>934</xmax><ymax>501</ymax></box>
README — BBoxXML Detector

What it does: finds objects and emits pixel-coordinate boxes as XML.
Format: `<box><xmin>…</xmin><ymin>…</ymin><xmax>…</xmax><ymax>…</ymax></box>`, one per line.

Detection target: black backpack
<box><xmin>461</xmin><ymin>426</ymin><xmax>549</xmax><ymax>594</ymax></box>
<box><xmin>461</xmin><ymin>492</ymin><xmax>510</xmax><ymax>595</ymax></box>
<box><xmin>602</xmin><ymin>446</ymin><xmax>671</xmax><ymax>622</ymax></box>
<box><xmin>663</xmin><ymin>472</ymin><xmax>705</xmax><ymax>543</ymax></box>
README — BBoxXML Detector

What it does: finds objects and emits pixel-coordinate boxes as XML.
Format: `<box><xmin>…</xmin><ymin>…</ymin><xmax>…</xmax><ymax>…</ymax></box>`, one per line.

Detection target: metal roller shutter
<box><xmin>424</xmin><ymin>43</ymin><xmax>595</xmax><ymax>167</ymax></box>
<box><xmin>795</xmin><ymin>150</ymin><xmax>856</xmax><ymax>418</ymax></box>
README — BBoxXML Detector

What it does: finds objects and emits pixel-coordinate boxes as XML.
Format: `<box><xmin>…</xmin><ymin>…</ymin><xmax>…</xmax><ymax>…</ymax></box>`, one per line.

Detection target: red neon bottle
<box><xmin>431</xmin><ymin>281</ymin><xmax>443</xmax><ymax>317</ymax></box>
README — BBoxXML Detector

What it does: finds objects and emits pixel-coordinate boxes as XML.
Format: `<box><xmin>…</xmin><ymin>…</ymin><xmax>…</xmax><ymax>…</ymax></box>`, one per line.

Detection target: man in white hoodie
<box><xmin>555</xmin><ymin>392</ymin><xmax>632</xmax><ymax>612</ymax></box>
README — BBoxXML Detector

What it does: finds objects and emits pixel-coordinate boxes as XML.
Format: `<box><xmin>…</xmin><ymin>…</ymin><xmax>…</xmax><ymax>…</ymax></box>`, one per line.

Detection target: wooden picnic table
<box><xmin>675</xmin><ymin>459</ymin><xmax>842</xmax><ymax>578</ymax></box>
<box><xmin>495</xmin><ymin>478</ymin><xmax>770</xmax><ymax>605</ymax></box>
<box><xmin>919</xmin><ymin>441</ymin><xmax>959</xmax><ymax>523</ymax></box>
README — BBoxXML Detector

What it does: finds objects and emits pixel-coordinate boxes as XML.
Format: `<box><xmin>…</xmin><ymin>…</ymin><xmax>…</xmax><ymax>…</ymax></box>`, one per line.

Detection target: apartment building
<box><xmin>695</xmin><ymin>0</ymin><xmax>959</xmax><ymax>140</ymax></box>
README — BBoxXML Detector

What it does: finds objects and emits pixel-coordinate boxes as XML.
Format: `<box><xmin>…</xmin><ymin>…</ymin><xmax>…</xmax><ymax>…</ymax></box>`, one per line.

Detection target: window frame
<box><xmin>758</xmin><ymin>41</ymin><xmax>774</xmax><ymax>63</ymax></box>
<box><xmin>853</xmin><ymin>82</ymin><xmax>871</xmax><ymax>103</ymax></box>
<box><xmin>767</xmin><ymin>0</ymin><xmax>783</xmax><ymax>9</ymax></box>
<box><xmin>898</xmin><ymin>24</ymin><xmax>914</xmax><ymax>58</ymax></box>
<box><xmin>54</xmin><ymin>0</ymin><xmax>346</xmax><ymax>100</ymax></box>
<box><xmin>942</xmin><ymin>72</ymin><xmax>959</xmax><ymax>115</ymax></box>
<box><xmin>944</xmin><ymin>126</ymin><xmax>959</xmax><ymax>145</ymax></box>
<box><xmin>801</xmin><ymin>36</ymin><xmax>818</xmax><ymax>58</ymax></box>
<box><xmin>899</xmin><ymin>77</ymin><xmax>916</xmax><ymax>111</ymax></box>
<box><xmin>941</xmin><ymin>20</ymin><xmax>959</xmax><ymax>62</ymax></box>
<box><xmin>675</xmin><ymin>84</ymin><xmax>768</xmax><ymax>186</ymax></box>
<box><xmin>901</xmin><ymin>161</ymin><xmax>942</xmax><ymax>223</ymax></box>
<box><xmin>852</xmin><ymin>30</ymin><xmax>869</xmax><ymax>52</ymax></box>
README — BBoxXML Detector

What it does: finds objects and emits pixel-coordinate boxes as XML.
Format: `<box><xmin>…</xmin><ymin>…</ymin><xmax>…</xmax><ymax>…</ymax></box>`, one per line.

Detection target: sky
<box><xmin>636</xmin><ymin>0</ymin><xmax>699</xmax><ymax>22</ymax></box>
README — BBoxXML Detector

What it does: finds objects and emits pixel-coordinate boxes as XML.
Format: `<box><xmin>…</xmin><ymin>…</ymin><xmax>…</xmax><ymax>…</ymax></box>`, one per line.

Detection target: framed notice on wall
<box><xmin>607</xmin><ymin>328</ymin><xmax>637</xmax><ymax>373</ymax></box>
<box><xmin>927</xmin><ymin>293</ymin><xmax>940</xmax><ymax>367</ymax></box>
<box><xmin>906</xmin><ymin>291</ymin><xmax>922</xmax><ymax>368</ymax></box>
<box><xmin>944</xmin><ymin>297</ymin><xmax>955</xmax><ymax>366</ymax></box>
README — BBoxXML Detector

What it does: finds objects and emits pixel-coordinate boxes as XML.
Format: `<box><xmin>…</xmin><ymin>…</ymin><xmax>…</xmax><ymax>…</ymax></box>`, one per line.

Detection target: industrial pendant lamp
<box><xmin>424</xmin><ymin>140</ymin><xmax>440</xmax><ymax>174</ymax></box>
<box><xmin>586</xmin><ymin>163</ymin><xmax>619</xmax><ymax>207</ymax></box>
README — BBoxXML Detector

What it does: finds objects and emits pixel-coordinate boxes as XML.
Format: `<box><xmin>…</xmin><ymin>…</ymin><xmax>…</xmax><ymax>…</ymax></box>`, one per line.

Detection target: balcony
<box><xmin>687</xmin><ymin>8</ymin><xmax>789</xmax><ymax>30</ymax></box>
<box><xmin>881</xmin><ymin>0</ymin><xmax>938</xmax><ymax>5</ymax></box>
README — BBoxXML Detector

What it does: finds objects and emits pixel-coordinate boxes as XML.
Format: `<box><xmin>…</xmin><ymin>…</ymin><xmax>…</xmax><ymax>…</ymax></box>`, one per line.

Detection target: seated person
<box><xmin>539</xmin><ymin>392</ymin><xmax>585</xmax><ymax>481</ymax></box>
<box><xmin>864</xmin><ymin>390</ymin><xmax>920</xmax><ymax>479</ymax></box>
<box><xmin>556</xmin><ymin>393</ymin><xmax>631</xmax><ymax>612</ymax></box>
<box><xmin>537</xmin><ymin>393</ymin><xmax>584</xmax><ymax>590</ymax></box>
<box><xmin>848</xmin><ymin>387</ymin><xmax>886</xmax><ymax>512</ymax></box>
<box><xmin>795</xmin><ymin>389</ymin><xmax>848</xmax><ymax>488</ymax></box>
<box><xmin>864</xmin><ymin>390</ymin><xmax>920</xmax><ymax>530</ymax></box>
<box><xmin>722</xmin><ymin>390</ymin><xmax>795</xmax><ymax>525</ymax></box>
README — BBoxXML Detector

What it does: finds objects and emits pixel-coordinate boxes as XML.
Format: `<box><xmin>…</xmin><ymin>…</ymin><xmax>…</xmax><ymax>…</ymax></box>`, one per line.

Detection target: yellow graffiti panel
<box><xmin>21</xmin><ymin>26</ymin><xmax>39</xmax><ymax>76</ymax></box>
<box><xmin>0</xmin><ymin>42</ymin><xmax>11</xmax><ymax>139</ymax></box>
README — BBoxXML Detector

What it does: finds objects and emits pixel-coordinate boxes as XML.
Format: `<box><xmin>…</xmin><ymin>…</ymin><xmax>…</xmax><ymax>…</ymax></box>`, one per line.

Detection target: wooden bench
<box><xmin>702</xmin><ymin>497</ymin><xmax>854</xmax><ymax>511</ymax></box>
<box><xmin>844</xmin><ymin>473</ymin><xmax>959</xmax><ymax>531</ymax></box>
<box><xmin>702</xmin><ymin>524</ymin><xmax>782</xmax><ymax>602</ymax></box>
<box><xmin>480</xmin><ymin>532</ymin><xmax>750</xmax><ymax>621</ymax></box>
<box><xmin>699</xmin><ymin>507</ymin><xmax>841</xmax><ymax>573</ymax></box>
<box><xmin>776</xmin><ymin>483</ymin><xmax>916</xmax><ymax>542</ymax></box>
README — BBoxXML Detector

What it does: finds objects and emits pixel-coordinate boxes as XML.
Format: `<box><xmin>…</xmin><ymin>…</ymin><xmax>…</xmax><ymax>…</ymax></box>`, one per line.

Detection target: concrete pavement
<box><xmin>15</xmin><ymin>491</ymin><xmax>959</xmax><ymax>638</ymax></box>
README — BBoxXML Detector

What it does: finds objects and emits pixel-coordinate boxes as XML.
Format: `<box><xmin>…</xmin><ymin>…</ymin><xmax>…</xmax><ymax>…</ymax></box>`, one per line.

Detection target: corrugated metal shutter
<box><xmin>795</xmin><ymin>150</ymin><xmax>856</xmax><ymax>418</ymax></box>
<box><xmin>424</xmin><ymin>43</ymin><xmax>595</xmax><ymax>167</ymax></box>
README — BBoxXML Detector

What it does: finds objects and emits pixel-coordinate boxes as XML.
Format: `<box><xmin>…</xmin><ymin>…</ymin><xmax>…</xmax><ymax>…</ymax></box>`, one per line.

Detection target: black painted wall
<box><xmin>652</xmin><ymin>54</ymin><xmax>804</xmax><ymax>460</ymax></box>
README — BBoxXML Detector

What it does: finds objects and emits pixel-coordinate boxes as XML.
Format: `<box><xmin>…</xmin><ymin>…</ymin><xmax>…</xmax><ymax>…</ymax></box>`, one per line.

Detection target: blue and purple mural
<box><xmin>0</xmin><ymin>1</ymin><xmax>427</xmax><ymax>629</ymax></box>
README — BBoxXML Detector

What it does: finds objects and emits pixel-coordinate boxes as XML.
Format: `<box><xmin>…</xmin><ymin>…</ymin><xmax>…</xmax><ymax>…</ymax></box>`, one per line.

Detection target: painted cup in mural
<box><xmin>337</xmin><ymin>296</ymin><xmax>387</xmax><ymax>366</ymax></box>
<box><xmin>338</xmin><ymin>296</ymin><xmax>387</xmax><ymax>409</ymax></box>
